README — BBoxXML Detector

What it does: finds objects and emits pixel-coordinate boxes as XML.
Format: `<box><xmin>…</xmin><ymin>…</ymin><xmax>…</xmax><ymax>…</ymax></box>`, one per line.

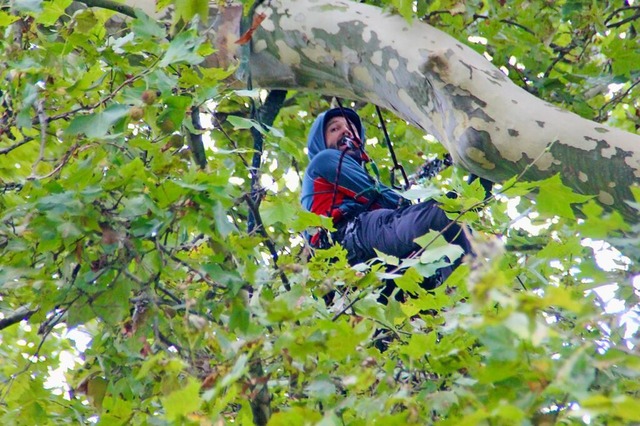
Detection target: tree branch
<box><xmin>188</xmin><ymin>107</ymin><xmax>207</xmax><ymax>169</ymax></box>
<box><xmin>247</xmin><ymin>90</ymin><xmax>287</xmax><ymax>233</ymax></box>
<box><xmin>243</xmin><ymin>193</ymin><xmax>291</xmax><ymax>291</ymax></box>
<box><xmin>0</xmin><ymin>306</ymin><xmax>38</xmax><ymax>331</ymax></box>
<box><xmin>74</xmin><ymin>0</ymin><xmax>137</xmax><ymax>18</ymax></box>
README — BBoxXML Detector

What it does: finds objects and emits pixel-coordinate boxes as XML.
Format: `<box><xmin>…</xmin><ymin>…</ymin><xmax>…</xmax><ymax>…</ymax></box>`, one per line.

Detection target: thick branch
<box><xmin>75</xmin><ymin>0</ymin><xmax>137</xmax><ymax>18</ymax></box>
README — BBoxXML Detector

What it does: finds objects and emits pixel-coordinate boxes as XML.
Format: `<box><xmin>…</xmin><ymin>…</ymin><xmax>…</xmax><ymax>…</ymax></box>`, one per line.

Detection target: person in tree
<box><xmin>301</xmin><ymin>107</ymin><xmax>477</xmax><ymax>290</ymax></box>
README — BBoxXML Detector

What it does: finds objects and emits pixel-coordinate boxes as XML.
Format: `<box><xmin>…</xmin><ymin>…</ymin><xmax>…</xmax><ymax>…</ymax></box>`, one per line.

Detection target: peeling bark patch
<box><xmin>353</xmin><ymin>66</ymin><xmax>373</xmax><ymax>89</ymax></box>
<box><xmin>424</xmin><ymin>51</ymin><xmax>449</xmax><ymax>76</ymax></box>
<box><xmin>254</xmin><ymin>39</ymin><xmax>267</xmax><ymax>53</ymax></box>
<box><xmin>276</xmin><ymin>40</ymin><xmax>301</xmax><ymax>66</ymax></box>
<box><xmin>508</xmin><ymin>129</ymin><xmax>519</xmax><ymax>137</ymax></box>
<box><xmin>547</xmin><ymin>140</ymin><xmax>636</xmax><ymax>217</ymax></box>
<box><xmin>385</xmin><ymin>70</ymin><xmax>396</xmax><ymax>84</ymax></box>
<box><xmin>466</xmin><ymin>147</ymin><xmax>496</xmax><ymax>170</ymax></box>
<box><xmin>448</xmin><ymin>90</ymin><xmax>494</xmax><ymax>123</ymax></box>
<box><xmin>371</xmin><ymin>50</ymin><xmax>382</xmax><ymax>66</ymax></box>
<box><xmin>598</xmin><ymin>191</ymin><xmax>615</xmax><ymax>205</ymax></box>
<box><xmin>536</xmin><ymin>121</ymin><xmax>545</xmax><ymax>128</ymax></box>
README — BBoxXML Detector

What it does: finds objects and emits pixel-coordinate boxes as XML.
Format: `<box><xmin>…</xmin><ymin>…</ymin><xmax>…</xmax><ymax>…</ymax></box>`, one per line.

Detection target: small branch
<box><xmin>247</xmin><ymin>90</ymin><xmax>287</xmax><ymax>233</ymax></box>
<box><xmin>75</xmin><ymin>0</ymin><xmax>137</xmax><ymax>18</ymax></box>
<box><xmin>249</xmin><ymin>358</ymin><xmax>271</xmax><ymax>426</ymax></box>
<box><xmin>156</xmin><ymin>242</ymin><xmax>224</xmax><ymax>289</ymax></box>
<box><xmin>0</xmin><ymin>306</ymin><xmax>38</xmax><ymax>331</ymax></box>
<box><xmin>42</xmin><ymin>71</ymin><xmax>148</xmax><ymax>126</ymax></box>
<box><xmin>471</xmin><ymin>14</ymin><xmax>536</xmax><ymax>36</ymax></box>
<box><xmin>596</xmin><ymin>76</ymin><xmax>640</xmax><ymax>122</ymax></box>
<box><xmin>331</xmin><ymin>290</ymin><xmax>366</xmax><ymax>322</ymax></box>
<box><xmin>0</xmin><ymin>136</ymin><xmax>34</xmax><ymax>155</ymax></box>
<box><xmin>210</xmin><ymin>111</ymin><xmax>250</xmax><ymax>167</ymax></box>
<box><xmin>605</xmin><ymin>6</ymin><xmax>640</xmax><ymax>28</ymax></box>
<box><xmin>28</xmin><ymin>143</ymin><xmax>79</xmax><ymax>181</ymax></box>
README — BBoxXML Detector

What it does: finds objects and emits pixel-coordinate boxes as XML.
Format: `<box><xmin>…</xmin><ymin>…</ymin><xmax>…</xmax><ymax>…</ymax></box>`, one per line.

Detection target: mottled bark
<box><xmin>130</xmin><ymin>0</ymin><xmax>640</xmax><ymax>218</ymax></box>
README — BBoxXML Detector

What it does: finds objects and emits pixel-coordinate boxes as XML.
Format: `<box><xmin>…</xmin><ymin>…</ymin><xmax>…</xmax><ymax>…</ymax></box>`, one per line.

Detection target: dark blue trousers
<box><xmin>339</xmin><ymin>200</ymin><xmax>472</xmax><ymax>272</ymax></box>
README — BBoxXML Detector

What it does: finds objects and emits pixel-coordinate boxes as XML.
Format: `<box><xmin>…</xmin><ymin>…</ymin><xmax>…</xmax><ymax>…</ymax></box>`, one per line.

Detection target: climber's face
<box><xmin>324</xmin><ymin>116</ymin><xmax>358</xmax><ymax>151</ymax></box>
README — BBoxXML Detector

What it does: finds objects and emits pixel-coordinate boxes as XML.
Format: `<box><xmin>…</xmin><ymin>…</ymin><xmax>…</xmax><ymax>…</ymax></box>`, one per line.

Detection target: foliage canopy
<box><xmin>0</xmin><ymin>0</ymin><xmax>639</xmax><ymax>424</ymax></box>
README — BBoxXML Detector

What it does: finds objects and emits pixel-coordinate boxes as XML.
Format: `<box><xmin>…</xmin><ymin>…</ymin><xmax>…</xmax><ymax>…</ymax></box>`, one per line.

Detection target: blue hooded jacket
<box><xmin>300</xmin><ymin>108</ymin><xmax>406</xmax><ymax>224</ymax></box>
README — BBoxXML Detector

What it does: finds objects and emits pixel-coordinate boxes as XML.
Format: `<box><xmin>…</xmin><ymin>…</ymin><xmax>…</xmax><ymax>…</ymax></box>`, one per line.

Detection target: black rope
<box><xmin>375</xmin><ymin>106</ymin><xmax>410</xmax><ymax>190</ymax></box>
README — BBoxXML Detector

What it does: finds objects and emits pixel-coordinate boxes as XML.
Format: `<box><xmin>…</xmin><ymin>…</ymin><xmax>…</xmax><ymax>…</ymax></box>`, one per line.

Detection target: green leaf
<box><xmin>213</xmin><ymin>201</ymin><xmax>237</xmax><ymax>237</ymax></box>
<box><xmin>228</xmin><ymin>302</ymin><xmax>249</xmax><ymax>333</ymax></box>
<box><xmin>65</xmin><ymin>104</ymin><xmax>129</xmax><ymax>138</ymax></box>
<box><xmin>391</xmin><ymin>0</ymin><xmax>414</xmax><ymax>22</ymax></box>
<box><xmin>413</xmin><ymin>230</ymin><xmax>447</xmax><ymax>249</ymax></box>
<box><xmin>161</xmin><ymin>378</ymin><xmax>202</xmax><ymax>421</ymax></box>
<box><xmin>269</xmin><ymin>407</ymin><xmax>323</xmax><ymax>426</ymax></box>
<box><xmin>35</xmin><ymin>0</ymin><xmax>72</xmax><ymax>25</ymax></box>
<box><xmin>159</xmin><ymin>29</ymin><xmax>204</xmax><ymax>67</ymax></box>
<box><xmin>400</xmin><ymin>332</ymin><xmax>435</xmax><ymax>360</ymax></box>
<box><xmin>174</xmin><ymin>0</ymin><xmax>209</xmax><ymax>25</ymax></box>
<box><xmin>393</xmin><ymin>267</ymin><xmax>425</xmax><ymax>294</ymax></box>
<box><xmin>536</xmin><ymin>174</ymin><xmax>592</xmax><ymax>219</ymax></box>
<box><xmin>227</xmin><ymin>115</ymin><xmax>265</xmax><ymax>133</ymax></box>
<box><xmin>305</xmin><ymin>376</ymin><xmax>336</xmax><ymax>400</ymax></box>
<box><xmin>132</xmin><ymin>9</ymin><xmax>166</xmax><ymax>39</ymax></box>
<box><xmin>0</xmin><ymin>10</ymin><xmax>20</xmax><ymax>26</ymax></box>
<box><xmin>260</xmin><ymin>198</ymin><xmax>297</xmax><ymax>226</ymax></box>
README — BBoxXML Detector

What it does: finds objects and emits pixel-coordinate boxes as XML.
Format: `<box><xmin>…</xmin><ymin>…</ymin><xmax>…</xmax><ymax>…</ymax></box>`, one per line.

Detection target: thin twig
<box><xmin>28</xmin><ymin>143</ymin><xmax>79</xmax><ymax>180</ymax></box>
<box><xmin>156</xmin><ymin>242</ymin><xmax>224</xmax><ymax>289</ymax></box>
<box><xmin>41</xmin><ymin>71</ymin><xmax>149</xmax><ymax>126</ymax></box>
<box><xmin>243</xmin><ymin>194</ymin><xmax>291</xmax><ymax>291</ymax></box>
<box><xmin>0</xmin><ymin>136</ymin><xmax>34</xmax><ymax>155</ymax></box>
<box><xmin>596</xmin><ymin>76</ymin><xmax>640</xmax><ymax>122</ymax></box>
<box><xmin>331</xmin><ymin>290</ymin><xmax>367</xmax><ymax>322</ymax></box>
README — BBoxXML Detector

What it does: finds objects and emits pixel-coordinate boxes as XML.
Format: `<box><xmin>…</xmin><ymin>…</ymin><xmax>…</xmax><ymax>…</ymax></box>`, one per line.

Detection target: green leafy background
<box><xmin>0</xmin><ymin>0</ymin><xmax>639</xmax><ymax>424</ymax></box>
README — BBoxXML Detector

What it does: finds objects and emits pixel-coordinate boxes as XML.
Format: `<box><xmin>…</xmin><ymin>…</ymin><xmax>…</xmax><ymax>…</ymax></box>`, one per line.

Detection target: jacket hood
<box><xmin>307</xmin><ymin>107</ymin><xmax>365</xmax><ymax>160</ymax></box>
